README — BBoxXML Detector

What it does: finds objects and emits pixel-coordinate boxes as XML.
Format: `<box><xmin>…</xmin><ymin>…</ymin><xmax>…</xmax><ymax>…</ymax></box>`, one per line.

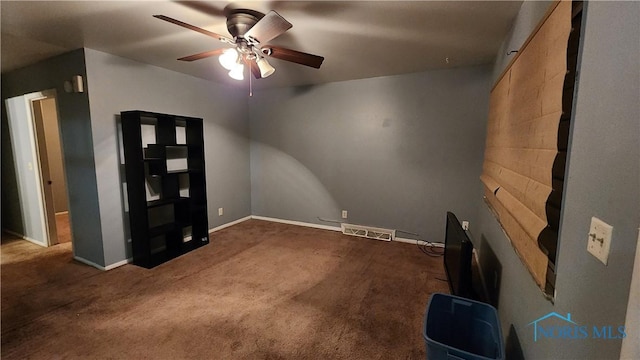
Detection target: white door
<box><xmin>5</xmin><ymin>90</ymin><xmax>58</xmax><ymax>246</ymax></box>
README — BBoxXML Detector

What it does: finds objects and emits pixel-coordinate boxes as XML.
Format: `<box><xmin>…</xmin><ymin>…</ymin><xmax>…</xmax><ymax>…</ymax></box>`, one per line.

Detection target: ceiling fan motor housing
<box><xmin>226</xmin><ymin>9</ymin><xmax>264</xmax><ymax>39</ymax></box>
<box><xmin>154</xmin><ymin>8</ymin><xmax>324</xmax><ymax>76</ymax></box>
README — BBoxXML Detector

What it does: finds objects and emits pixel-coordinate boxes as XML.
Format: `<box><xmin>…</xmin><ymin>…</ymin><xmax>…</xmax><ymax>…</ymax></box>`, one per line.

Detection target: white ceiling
<box><xmin>1</xmin><ymin>1</ymin><xmax>522</xmax><ymax>89</ymax></box>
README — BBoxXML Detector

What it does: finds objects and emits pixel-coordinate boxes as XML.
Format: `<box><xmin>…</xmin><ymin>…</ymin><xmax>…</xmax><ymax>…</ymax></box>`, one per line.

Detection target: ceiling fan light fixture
<box><xmin>155</xmin><ymin>10</ymin><xmax>324</xmax><ymax>84</ymax></box>
<box><xmin>256</xmin><ymin>57</ymin><xmax>275</xmax><ymax>78</ymax></box>
<box><xmin>219</xmin><ymin>48</ymin><xmax>239</xmax><ymax>70</ymax></box>
<box><xmin>228</xmin><ymin>64</ymin><xmax>245</xmax><ymax>80</ymax></box>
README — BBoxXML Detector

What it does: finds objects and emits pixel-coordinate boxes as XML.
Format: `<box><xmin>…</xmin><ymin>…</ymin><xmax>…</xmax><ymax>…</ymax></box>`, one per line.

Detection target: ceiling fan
<box><xmin>153</xmin><ymin>8</ymin><xmax>324</xmax><ymax>81</ymax></box>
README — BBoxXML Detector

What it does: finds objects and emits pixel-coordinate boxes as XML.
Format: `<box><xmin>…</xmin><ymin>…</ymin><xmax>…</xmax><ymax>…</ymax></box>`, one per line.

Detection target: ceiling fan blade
<box><xmin>178</xmin><ymin>49</ymin><xmax>226</xmax><ymax>62</ymax></box>
<box><xmin>244</xmin><ymin>10</ymin><xmax>292</xmax><ymax>44</ymax></box>
<box><xmin>175</xmin><ymin>1</ymin><xmax>226</xmax><ymax>17</ymax></box>
<box><xmin>263</xmin><ymin>46</ymin><xmax>324</xmax><ymax>69</ymax></box>
<box><xmin>153</xmin><ymin>15</ymin><xmax>232</xmax><ymax>42</ymax></box>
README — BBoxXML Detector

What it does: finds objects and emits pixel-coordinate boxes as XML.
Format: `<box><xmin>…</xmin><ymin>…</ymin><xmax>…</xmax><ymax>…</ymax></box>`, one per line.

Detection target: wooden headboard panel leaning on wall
<box><xmin>481</xmin><ymin>0</ymin><xmax>583</xmax><ymax>297</ymax></box>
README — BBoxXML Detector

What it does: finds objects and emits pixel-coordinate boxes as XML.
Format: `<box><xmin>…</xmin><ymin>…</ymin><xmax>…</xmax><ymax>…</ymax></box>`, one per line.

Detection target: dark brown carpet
<box><xmin>1</xmin><ymin>219</ymin><xmax>449</xmax><ymax>359</ymax></box>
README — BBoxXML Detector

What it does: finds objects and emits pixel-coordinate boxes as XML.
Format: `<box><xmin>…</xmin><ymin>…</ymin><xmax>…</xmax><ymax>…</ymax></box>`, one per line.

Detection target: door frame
<box><xmin>5</xmin><ymin>89</ymin><xmax>61</xmax><ymax>247</ymax></box>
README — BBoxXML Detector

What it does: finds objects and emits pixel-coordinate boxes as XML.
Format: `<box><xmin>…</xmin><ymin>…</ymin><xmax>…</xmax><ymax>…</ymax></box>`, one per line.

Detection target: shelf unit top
<box><xmin>122</xmin><ymin>110</ymin><xmax>202</xmax><ymax>123</ymax></box>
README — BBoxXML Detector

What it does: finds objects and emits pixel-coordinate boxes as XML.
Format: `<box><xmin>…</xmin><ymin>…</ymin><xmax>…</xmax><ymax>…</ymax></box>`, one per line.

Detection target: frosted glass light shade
<box><xmin>256</xmin><ymin>57</ymin><xmax>275</xmax><ymax>78</ymax></box>
<box><xmin>228</xmin><ymin>64</ymin><xmax>244</xmax><ymax>80</ymax></box>
<box><xmin>219</xmin><ymin>48</ymin><xmax>239</xmax><ymax>70</ymax></box>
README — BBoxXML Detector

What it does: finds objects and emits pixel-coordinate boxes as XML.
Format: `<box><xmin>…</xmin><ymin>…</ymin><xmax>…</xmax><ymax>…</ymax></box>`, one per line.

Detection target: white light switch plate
<box><xmin>587</xmin><ymin>217</ymin><xmax>613</xmax><ymax>265</ymax></box>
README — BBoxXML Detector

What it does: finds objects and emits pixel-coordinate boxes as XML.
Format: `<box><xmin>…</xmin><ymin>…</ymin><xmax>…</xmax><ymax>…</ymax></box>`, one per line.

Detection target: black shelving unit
<box><xmin>121</xmin><ymin>110</ymin><xmax>209</xmax><ymax>268</ymax></box>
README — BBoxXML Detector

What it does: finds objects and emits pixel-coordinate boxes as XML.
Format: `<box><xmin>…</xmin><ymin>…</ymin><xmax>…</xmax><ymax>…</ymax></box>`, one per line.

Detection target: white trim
<box><xmin>249</xmin><ymin>217</ymin><xmax>440</xmax><ymax>248</ymax></box>
<box><xmin>2</xmin><ymin>229</ymin><xmax>47</xmax><ymax>247</ymax></box>
<box><xmin>74</xmin><ymin>216</ymin><xmax>253</xmax><ymax>272</ymax></box>
<box><xmin>341</xmin><ymin>223</ymin><xmax>395</xmax><ymax>241</ymax></box>
<box><xmin>55</xmin><ymin>211</ymin><xmax>69</xmax><ymax>215</ymax></box>
<box><xmin>73</xmin><ymin>256</ymin><xmax>131</xmax><ymax>271</ymax></box>
<box><xmin>209</xmin><ymin>215</ymin><xmax>433</xmax><ymax>242</ymax></box>
<box><xmin>25</xmin><ymin>93</ymin><xmax>50</xmax><ymax>247</ymax></box>
<box><xmin>5</xmin><ymin>94</ymin><xmax>49</xmax><ymax>246</ymax></box>
<box><xmin>209</xmin><ymin>216</ymin><xmax>252</xmax><ymax>233</ymax></box>
<box><xmin>70</xmin><ymin>217</ymin><xmax>449</xmax><ymax>272</ymax></box>
<box><xmin>105</xmin><ymin>259</ymin><xmax>131</xmax><ymax>270</ymax></box>
<box><xmin>251</xmin><ymin>215</ymin><xmax>342</xmax><ymax>232</ymax></box>
<box><xmin>73</xmin><ymin>256</ymin><xmax>107</xmax><ymax>271</ymax></box>
<box><xmin>394</xmin><ymin>236</ymin><xmax>445</xmax><ymax>247</ymax></box>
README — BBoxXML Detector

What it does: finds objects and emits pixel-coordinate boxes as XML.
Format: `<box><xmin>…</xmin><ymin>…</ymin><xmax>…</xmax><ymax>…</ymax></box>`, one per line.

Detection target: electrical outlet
<box><xmin>218</xmin><ymin>207</ymin><xmax>224</xmax><ymax>216</ymax></box>
<box><xmin>341</xmin><ymin>210</ymin><xmax>348</xmax><ymax>219</ymax></box>
<box><xmin>462</xmin><ymin>221</ymin><xmax>469</xmax><ymax>230</ymax></box>
<box><xmin>587</xmin><ymin>217</ymin><xmax>613</xmax><ymax>265</ymax></box>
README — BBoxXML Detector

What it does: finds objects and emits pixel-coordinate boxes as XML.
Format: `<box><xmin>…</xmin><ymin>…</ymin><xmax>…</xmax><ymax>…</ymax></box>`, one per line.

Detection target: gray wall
<box><xmin>475</xmin><ymin>2</ymin><xmax>640</xmax><ymax>359</ymax></box>
<box><xmin>1</xmin><ymin>49</ymin><xmax>105</xmax><ymax>265</ymax></box>
<box><xmin>249</xmin><ymin>66</ymin><xmax>491</xmax><ymax>243</ymax></box>
<box><xmin>83</xmin><ymin>49</ymin><xmax>252</xmax><ymax>267</ymax></box>
<box><xmin>491</xmin><ymin>0</ymin><xmax>554</xmax><ymax>83</ymax></box>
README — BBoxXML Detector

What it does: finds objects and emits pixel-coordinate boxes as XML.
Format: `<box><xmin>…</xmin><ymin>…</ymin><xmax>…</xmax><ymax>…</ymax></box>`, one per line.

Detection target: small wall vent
<box><xmin>341</xmin><ymin>223</ymin><xmax>395</xmax><ymax>242</ymax></box>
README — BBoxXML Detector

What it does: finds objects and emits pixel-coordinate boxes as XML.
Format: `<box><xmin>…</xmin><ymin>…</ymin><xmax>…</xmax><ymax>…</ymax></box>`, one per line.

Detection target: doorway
<box><xmin>4</xmin><ymin>90</ymin><xmax>72</xmax><ymax>246</ymax></box>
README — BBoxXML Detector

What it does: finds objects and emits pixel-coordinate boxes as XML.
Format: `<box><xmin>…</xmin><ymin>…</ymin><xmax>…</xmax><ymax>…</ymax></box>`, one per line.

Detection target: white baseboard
<box><xmin>74</xmin><ymin>256</ymin><xmax>131</xmax><ymax>271</ymax></box>
<box><xmin>73</xmin><ymin>256</ymin><xmax>107</xmax><ymax>270</ymax></box>
<box><xmin>2</xmin><ymin>229</ymin><xmax>47</xmax><ymax>247</ymax></box>
<box><xmin>77</xmin><ymin>215</ymin><xmax>443</xmax><ymax>272</ymax></box>
<box><xmin>394</xmin><ymin>237</ymin><xmax>445</xmax><ymax>247</ymax></box>
<box><xmin>249</xmin><ymin>216</ymin><xmax>440</xmax><ymax>248</ymax></box>
<box><xmin>209</xmin><ymin>216</ymin><xmax>252</xmax><ymax>233</ymax></box>
<box><xmin>105</xmin><ymin>258</ymin><xmax>131</xmax><ymax>270</ymax></box>
<box><xmin>251</xmin><ymin>215</ymin><xmax>342</xmax><ymax>232</ymax></box>
<box><xmin>77</xmin><ymin>216</ymin><xmax>253</xmax><ymax>272</ymax></box>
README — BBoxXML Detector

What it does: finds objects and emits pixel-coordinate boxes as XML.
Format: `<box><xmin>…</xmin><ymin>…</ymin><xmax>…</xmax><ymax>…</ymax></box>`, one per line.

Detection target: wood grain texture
<box><xmin>481</xmin><ymin>1</ymin><xmax>571</xmax><ymax>290</ymax></box>
<box><xmin>266</xmin><ymin>46</ymin><xmax>324</xmax><ymax>69</ymax></box>
<box><xmin>153</xmin><ymin>15</ymin><xmax>231</xmax><ymax>42</ymax></box>
<box><xmin>178</xmin><ymin>49</ymin><xmax>225</xmax><ymax>62</ymax></box>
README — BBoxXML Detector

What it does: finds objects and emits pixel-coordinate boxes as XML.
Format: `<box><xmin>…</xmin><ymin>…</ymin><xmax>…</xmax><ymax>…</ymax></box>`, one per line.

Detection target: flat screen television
<box><xmin>444</xmin><ymin>211</ymin><xmax>474</xmax><ymax>299</ymax></box>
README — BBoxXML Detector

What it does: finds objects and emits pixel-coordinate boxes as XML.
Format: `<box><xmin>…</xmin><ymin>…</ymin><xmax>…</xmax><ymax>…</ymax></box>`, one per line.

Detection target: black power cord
<box><xmin>394</xmin><ymin>229</ymin><xmax>445</xmax><ymax>258</ymax></box>
<box><xmin>417</xmin><ymin>239</ymin><xmax>445</xmax><ymax>257</ymax></box>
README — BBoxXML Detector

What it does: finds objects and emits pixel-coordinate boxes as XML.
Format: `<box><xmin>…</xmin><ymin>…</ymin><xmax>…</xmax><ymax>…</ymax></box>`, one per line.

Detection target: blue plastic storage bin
<box><xmin>423</xmin><ymin>293</ymin><xmax>504</xmax><ymax>360</ymax></box>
